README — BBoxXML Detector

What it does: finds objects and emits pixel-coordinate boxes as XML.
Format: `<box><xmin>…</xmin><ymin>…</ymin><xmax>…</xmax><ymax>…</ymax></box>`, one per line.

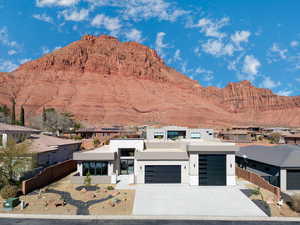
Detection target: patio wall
<box><xmin>22</xmin><ymin>160</ymin><xmax>76</xmax><ymax>194</ymax></box>
<box><xmin>236</xmin><ymin>166</ymin><xmax>281</xmax><ymax>201</ymax></box>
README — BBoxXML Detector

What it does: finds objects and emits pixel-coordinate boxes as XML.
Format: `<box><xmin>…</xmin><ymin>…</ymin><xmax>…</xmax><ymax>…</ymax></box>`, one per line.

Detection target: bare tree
<box><xmin>0</xmin><ymin>138</ymin><xmax>30</xmax><ymax>185</ymax></box>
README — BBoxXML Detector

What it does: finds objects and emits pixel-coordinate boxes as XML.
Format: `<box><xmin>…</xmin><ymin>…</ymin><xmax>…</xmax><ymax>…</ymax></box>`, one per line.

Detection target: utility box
<box><xmin>3</xmin><ymin>197</ymin><xmax>20</xmax><ymax>210</ymax></box>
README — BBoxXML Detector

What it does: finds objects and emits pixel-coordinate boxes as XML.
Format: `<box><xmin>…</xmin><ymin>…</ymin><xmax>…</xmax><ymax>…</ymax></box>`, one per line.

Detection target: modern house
<box><xmin>236</xmin><ymin>145</ymin><xmax>300</xmax><ymax>191</ymax></box>
<box><xmin>0</xmin><ymin>122</ymin><xmax>40</xmax><ymax>147</ymax></box>
<box><xmin>75</xmin><ymin>126</ymin><xmax>137</xmax><ymax>139</ymax></box>
<box><xmin>72</xmin><ymin>126</ymin><xmax>238</xmax><ymax>186</ymax></box>
<box><xmin>283</xmin><ymin>134</ymin><xmax>300</xmax><ymax>145</ymax></box>
<box><xmin>219</xmin><ymin>130</ymin><xmax>252</xmax><ymax>143</ymax></box>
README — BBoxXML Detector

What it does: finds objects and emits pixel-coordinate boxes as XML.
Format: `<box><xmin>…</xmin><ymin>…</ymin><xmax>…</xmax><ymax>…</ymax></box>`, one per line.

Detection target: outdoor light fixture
<box><xmin>193</xmin><ymin>164</ymin><xmax>195</xmax><ymax>168</ymax></box>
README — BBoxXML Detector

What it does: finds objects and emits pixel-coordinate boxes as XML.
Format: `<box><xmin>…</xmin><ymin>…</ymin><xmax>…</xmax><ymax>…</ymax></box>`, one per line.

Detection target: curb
<box><xmin>1</xmin><ymin>214</ymin><xmax>300</xmax><ymax>221</ymax></box>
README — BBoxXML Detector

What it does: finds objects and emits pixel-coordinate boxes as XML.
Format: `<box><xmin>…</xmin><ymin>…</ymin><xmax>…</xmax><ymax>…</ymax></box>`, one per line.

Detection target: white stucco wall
<box><xmin>110</xmin><ymin>139</ymin><xmax>144</xmax><ymax>152</ymax></box>
<box><xmin>226</xmin><ymin>154</ymin><xmax>236</xmax><ymax>185</ymax></box>
<box><xmin>135</xmin><ymin>160</ymin><xmax>189</xmax><ymax>184</ymax></box>
<box><xmin>189</xmin><ymin>153</ymin><xmax>199</xmax><ymax>185</ymax></box>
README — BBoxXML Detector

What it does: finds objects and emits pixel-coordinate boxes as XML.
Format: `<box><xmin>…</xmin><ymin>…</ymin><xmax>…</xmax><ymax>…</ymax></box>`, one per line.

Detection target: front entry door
<box><xmin>120</xmin><ymin>159</ymin><xmax>134</xmax><ymax>175</ymax></box>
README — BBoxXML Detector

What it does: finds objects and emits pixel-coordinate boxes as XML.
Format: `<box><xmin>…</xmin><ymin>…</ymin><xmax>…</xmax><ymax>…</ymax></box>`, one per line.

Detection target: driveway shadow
<box><xmin>240</xmin><ymin>188</ymin><xmax>271</xmax><ymax>216</ymax></box>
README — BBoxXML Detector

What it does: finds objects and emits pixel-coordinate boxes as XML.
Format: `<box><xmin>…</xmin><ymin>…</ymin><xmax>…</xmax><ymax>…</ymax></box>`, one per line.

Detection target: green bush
<box><xmin>0</xmin><ymin>185</ymin><xmax>19</xmax><ymax>199</ymax></box>
<box><xmin>252</xmin><ymin>187</ymin><xmax>261</xmax><ymax>196</ymax></box>
<box><xmin>93</xmin><ymin>137</ymin><xmax>100</xmax><ymax>146</ymax></box>
<box><xmin>291</xmin><ymin>194</ymin><xmax>300</xmax><ymax>212</ymax></box>
<box><xmin>73</xmin><ymin>135</ymin><xmax>82</xmax><ymax>140</ymax></box>
<box><xmin>107</xmin><ymin>186</ymin><xmax>114</xmax><ymax>190</ymax></box>
<box><xmin>84</xmin><ymin>172</ymin><xmax>92</xmax><ymax>187</ymax></box>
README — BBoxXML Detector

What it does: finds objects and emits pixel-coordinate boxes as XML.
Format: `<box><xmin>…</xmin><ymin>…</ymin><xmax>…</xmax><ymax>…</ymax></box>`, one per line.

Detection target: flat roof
<box><xmin>237</xmin><ymin>145</ymin><xmax>300</xmax><ymax>168</ymax></box>
<box><xmin>0</xmin><ymin>123</ymin><xmax>40</xmax><ymax>134</ymax></box>
<box><xmin>29</xmin><ymin>134</ymin><xmax>82</xmax><ymax>153</ymax></box>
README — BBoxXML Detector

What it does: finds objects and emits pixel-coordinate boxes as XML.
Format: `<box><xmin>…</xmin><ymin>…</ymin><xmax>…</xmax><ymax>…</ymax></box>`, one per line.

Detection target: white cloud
<box><xmin>42</xmin><ymin>46</ymin><xmax>50</xmax><ymax>54</ymax></box>
<box><xmin>291</xmin><ymin>41</ymin><xmax>299</xmax><ymax>48</ymax></box>
<box><xmin>125</xmin><ymin>29</ymin><xmax>144</xmax><ymax>43</ymax></box>
<box><xmin>189</xmin><ymin>17</ymin><xmax>229</xmax><ymax>38</ymax></box>
<box><xmin>276</xmin><ymin>89</ymin><xmax>293</xmax><ymax>96</ymax></box>
<box><xmin>0</xmin><ymin>27</ymin><xmax>18</xmax><ymax>48</ymax></box>
<box><xmin>242</xmin><ymin>55</ymin><xmax>260</xmax><ymax>75</ymax></box>
<box><xmin>61</xmin><ymin>8</ymin><xmax>89</xmax><ymax>22</ymax></box>
<box><xmin>202</xmin><ymin>39</ymin><xmax>235</xmax><ymax>57</ymax></box>
<box><xmin>268</xmin><ymin>43</ymin><xmax>288</xmax><ymax>63</ymax></box>
<box><xmin>155</xmin><ymin>32</ymin><xmax>168</xmax><ymax>57</ymax></box>
<box><xmin>19</xmin><ymin>58</ymin><xmax>31</xmax><ymax>64</ymax></box>
<box><xmin>54</xmin><ymin>46</ymin><xmax>62</xmax><ymax>50</ymax></box>
<box><xmin>0</xmin><ymin>60</ymin><xmax>18</xmax><ymax>72</ymax></box>
<box><xmin>173</xmin><ymin>49</ymin><xmax>182</xmax><ymax>61</ymax></box>
<box><xmin>120</xmin><ymin>0</ymin><xmax>187</xmax><ymax>22</ymax></box>
<box><xmin>91</xmin><ymin>14</ymin><xmax>121</xmax><ymax>35</ymax></box>
<box><xmin>231</xmin><ymin>30</ymin><xmax>250</xmax><ymax>45</ymax></box>
<box><xmin>194</xmin><ymin>47</ymin><xmax>201</xmax><ymax>56</ymax></box>
<box><xmin>36</xmin><ymin>0</ymin><xmax>79</xmax><ymax>7</ymax></box>
<box><xmin>8</xmin><ymin>49</ymin><xmax>17</xmax><ymax>55</ymax></box>
<box><xmin>33</xmin><ymin>13</ymin><xmax>53</xmax><ymax>23</ymax></box>
<box><xmin>260</xmin><ymin>76</ymin><xmax>280</xmax><ymax>89</ymax></box>
<box><xmin>195</xmin><ymin>67</ymin><xmax>214</xmax><ymax>81</ymax></box>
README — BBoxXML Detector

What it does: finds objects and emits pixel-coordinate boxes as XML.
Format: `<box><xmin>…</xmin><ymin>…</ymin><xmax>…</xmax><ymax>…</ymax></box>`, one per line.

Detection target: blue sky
<box><xmin>0</xmin><ymin>0</ymin><xmax>300</xmax><ymax>96</ymax></box>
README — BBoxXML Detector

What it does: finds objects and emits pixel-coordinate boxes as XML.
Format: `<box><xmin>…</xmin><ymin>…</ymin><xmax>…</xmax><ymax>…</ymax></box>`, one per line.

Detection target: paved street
<box><xmin>132</xmin><ymin>185</ymin><xmax>266</xmax><ymax>216</ymax></box>
<box><xmin>1</xmin><ymin>218</ymin><xmax>300</xmax><ymax>225</ymax></box>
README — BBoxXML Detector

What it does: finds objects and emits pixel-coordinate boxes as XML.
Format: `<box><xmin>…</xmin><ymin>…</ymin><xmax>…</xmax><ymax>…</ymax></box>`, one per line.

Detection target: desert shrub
<box><xmin>84</xmin><ymin>172</ymin><xmax>92</xmax><ymax>187</ymax></box>
<box><xmin>268</xmin><ymin>133</ymin><xmax>281</xmax><ymax>144</ymax></box>
<box><xmin>107</xmin><ymin>186</ymin><xmax>114</xmax><ymax>190</ymax></box>
<box><xmin>93</xmin><ymin>137</ymin><xmax>100</xmax><ymax>146</ymax></box>
<box><xmin>291</xmin><ymin>194</ymin><xmax>300</xmax><ymax>212</ymax></box>
<box><xmin>252</xmin><ymin>187</ymin><xmax>261</xmax><ymax>196</ymax></box>
<box><xmin>73</xmin><ymin>135</ymin><xmax>82</xmax><ymax>140</ymax></box>
<box><xmin>0</xmin><ymin>185</ymin><xmax>19</xmax><ymax>199</ymax></box>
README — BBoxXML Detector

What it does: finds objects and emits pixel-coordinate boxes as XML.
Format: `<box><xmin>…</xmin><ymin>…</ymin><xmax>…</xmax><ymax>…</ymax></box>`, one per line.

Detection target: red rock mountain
<box><xmin>0</xmin><ymin>34</ymin><xmax>300</xmax><ymax>128</ymax></box>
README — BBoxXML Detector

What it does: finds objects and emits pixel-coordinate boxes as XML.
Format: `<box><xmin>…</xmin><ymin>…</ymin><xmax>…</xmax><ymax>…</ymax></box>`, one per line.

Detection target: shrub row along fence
<box><xmin>236</xmin><ymin>166</ymin><xmax>281</xmax><ymax>201</ymax></box>
<box><xmin>22</xmin><ymin>160</ymin><xmax>77</xmax><ymax>194</ymax></box>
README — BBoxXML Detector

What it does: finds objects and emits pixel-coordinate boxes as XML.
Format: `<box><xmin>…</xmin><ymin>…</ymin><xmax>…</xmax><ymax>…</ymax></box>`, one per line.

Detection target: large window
<box><xmin>83</xmin><ymin>161</ymin><xmax>108</xmax><ymax>176</ymax></box>
<box><xmin>120</xmin><ymin>148</ymin><xmax>135</xmax><ymax>157</ymax></box>
<box><xmin>167</xmin><ymin>130</ymin><xmax>186</xmax><ymax>140</ymax></box>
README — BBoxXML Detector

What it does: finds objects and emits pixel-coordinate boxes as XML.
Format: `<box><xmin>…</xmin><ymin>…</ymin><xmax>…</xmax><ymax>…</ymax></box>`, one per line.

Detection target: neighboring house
<box><xmin>75</xmin><ymin>126</ymin><xmax>137</xmax><ymax>139</ymax></box>
<box><xmin>72</xmin><ymin>128</ymin><xmax>238</xmax><ymax>186</ymax></box>
<box><xmin>0</xmin><ymin>122</ymin><xmax>40</xmax><ymax>147</ymax></box>
<box><xmin>145</xmin><ymin>126</ymin><xmax>214</xmax><ymax>140</ymax></box>
<box><xmin>29</xmin><ymin>134</ymin><xmax>82</xmax><ymax>168</ymax></box>
<box><xmin>236</xmin><ymin>145</ymin><xmax>300</xmax><ymax>191</ymax></box>
<box><xmin>219</xmin><ymin>131</ymin><xmax>251</xmax><ymax>143</ymax></box>
<box><xmin>283</xmin><ymin>134</ymin><xmax>300</xmax><ymax>145</ymax></box>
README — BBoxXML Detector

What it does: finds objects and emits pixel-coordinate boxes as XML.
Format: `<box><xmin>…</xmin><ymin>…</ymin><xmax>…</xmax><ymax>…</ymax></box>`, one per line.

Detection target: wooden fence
<box><xmin>22</xmin><ymin>160</ymin><xmax>77</xmax><ymax>194</ymax></box>
<box><xmin>236</xmin><ymin>166</ymin><xmax>281</xmax><ymax>201</ymax></box>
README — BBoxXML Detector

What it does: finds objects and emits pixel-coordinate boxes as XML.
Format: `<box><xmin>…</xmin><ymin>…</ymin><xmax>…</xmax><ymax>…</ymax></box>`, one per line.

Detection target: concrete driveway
<box><xmin>132</xmin><ymin>185</ymin><xmax>266</xmax><ymax>217</ymax></box>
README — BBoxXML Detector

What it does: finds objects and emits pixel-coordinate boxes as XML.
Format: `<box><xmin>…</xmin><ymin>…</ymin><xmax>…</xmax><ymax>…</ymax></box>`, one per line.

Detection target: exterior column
<box><xmin>2</xmin><ymin>133</ymin><xmax>7</xmax><ymax>148</ymax></box>
<box><xmin>78</xmin><ymin>162</ymin><xmax>83</xmax><ymax>176</ymax></box>
<box><xmin>280</xmin><ymin>169</ymin><xmax>287</xmax><ymax>191</ymax></box>
<box><xmin>189</xmin><ymin>153</ymin><xmax>199</xmax><ymax>185</ymax></box>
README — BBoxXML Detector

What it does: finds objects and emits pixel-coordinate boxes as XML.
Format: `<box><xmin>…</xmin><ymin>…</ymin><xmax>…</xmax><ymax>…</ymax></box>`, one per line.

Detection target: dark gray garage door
<box><xmin>287</xmin><ymin>170</ymin><xmax>300</xmax><ymax>190</ymax></box>
<box><xmin>145</xmin><ymin>165</ymin><xmax>181</xmax><ymax>183</ymax></box>
<box><xmin>199</xmin><ymin>155</ymin><xmax>226</xmax><ymax>186</ymax></box>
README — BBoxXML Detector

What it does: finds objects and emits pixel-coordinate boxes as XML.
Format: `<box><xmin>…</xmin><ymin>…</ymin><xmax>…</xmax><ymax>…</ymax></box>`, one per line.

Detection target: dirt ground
<box><xmin>0</xmin><ymin>175</ymin><xmax>135</xmax><ymax>215</ymax></box>
<box><xmin>239</xmin><ymin>178</ymin><xmax>300</xmax><ymax>217</ymax></box>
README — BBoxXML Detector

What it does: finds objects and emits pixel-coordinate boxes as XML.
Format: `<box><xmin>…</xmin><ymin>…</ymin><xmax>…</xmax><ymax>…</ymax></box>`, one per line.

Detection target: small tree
<box><xmin>11</xmin><ymin>99</ymin><xmax>16</xmax><ymax>125</ymax></box>
<box><xmin>20</xmin><ymin>105</ymin><xmax>25</xmax><ymax>126</ymax></box>
<box><xmin>268</xmin><ymin>133</ymin><xmax>281</xmax><ymax>144</ymax></box>
<box><xmin>0</xmin><ymin>137</ymin><xmax>30</xmax><ymax>185</ymax></box>
<box><xmin>84</xmin><ymin>172</ymin><xmax>92</xmax><ymax>187</ymax></box>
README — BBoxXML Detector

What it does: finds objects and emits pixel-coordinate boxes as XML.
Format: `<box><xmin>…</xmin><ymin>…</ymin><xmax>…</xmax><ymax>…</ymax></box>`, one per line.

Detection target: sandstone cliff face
<box><xmin>0</xmin><ymin>35</ymin><xmax>300</xmax><ymax>127</ymax></box>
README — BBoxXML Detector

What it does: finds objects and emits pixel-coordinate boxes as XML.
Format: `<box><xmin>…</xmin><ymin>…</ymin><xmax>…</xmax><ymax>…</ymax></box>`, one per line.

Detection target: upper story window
<box><xmin>119</xmin><ymin>148</ymin><xmax>135</xmax><ymax>157</ymax></box>
<box><xmin>154</xmin><ymin>131</ymin><xmax>164</xmax><ymax>139</ymax></box>
<box><xmin>191</xmin><ymin>132</ymin><xmax>201</xmax><ymax>139</ymax></box>
<box><xmin>167</xmin><ymin>130</ymin><xmax>186</xmax><ymax>140</ymax></box>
